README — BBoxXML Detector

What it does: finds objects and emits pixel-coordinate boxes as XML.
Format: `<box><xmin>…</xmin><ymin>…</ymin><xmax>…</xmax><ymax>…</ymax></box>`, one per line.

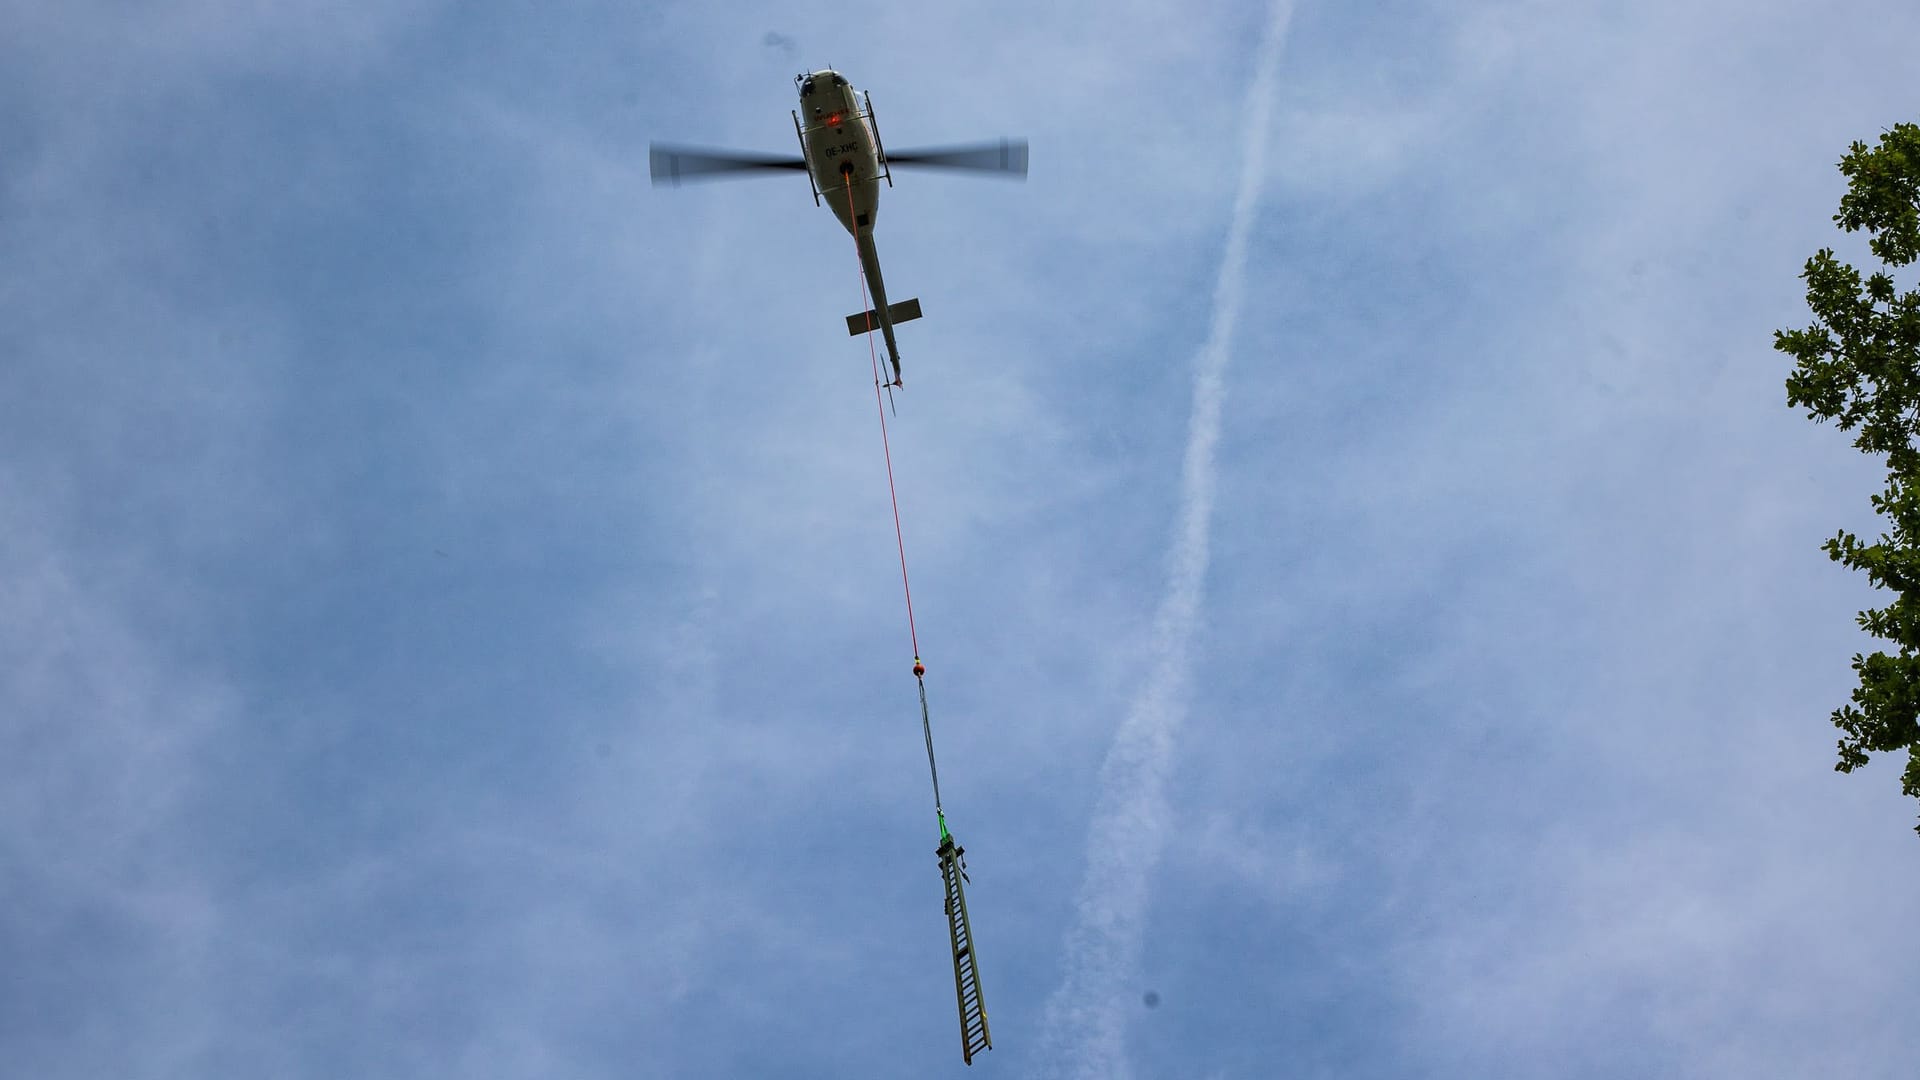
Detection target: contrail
<box><xmin>1036</xmin><ymin>4</ymin><xmax>1293</xmax><ymax>1077</ymax></box>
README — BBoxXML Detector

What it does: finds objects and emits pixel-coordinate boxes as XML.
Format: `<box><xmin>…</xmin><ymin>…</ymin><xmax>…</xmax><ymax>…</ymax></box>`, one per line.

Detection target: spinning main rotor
<box><xmin>649</xmin><ymin>70</ymin><xmax>1027</xmax><ymax>188</ymax></box>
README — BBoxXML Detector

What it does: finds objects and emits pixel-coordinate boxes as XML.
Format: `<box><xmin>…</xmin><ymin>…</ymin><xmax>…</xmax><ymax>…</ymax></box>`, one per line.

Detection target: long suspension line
<box><xmin>844</xmin><ymin>173</ymin><xmax>945</xmax><ymax>833</ymax></box>
<box><xmin>844</xmin><ymin>171</ymin><xmax>991</xmax><ymax>1065</ymax></box>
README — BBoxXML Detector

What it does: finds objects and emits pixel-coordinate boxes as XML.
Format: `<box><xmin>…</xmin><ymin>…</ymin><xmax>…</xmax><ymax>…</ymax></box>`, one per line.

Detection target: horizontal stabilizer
<box><xmin>846</xmin><ymin>297</ymin><xmax>924</xmax><ymax>336</ymax></box>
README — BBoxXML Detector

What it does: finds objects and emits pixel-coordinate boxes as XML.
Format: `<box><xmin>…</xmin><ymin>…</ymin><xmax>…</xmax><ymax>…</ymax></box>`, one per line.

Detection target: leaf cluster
<box><xmin>1776</xmin><ymin>123</ymin><xmax>1920</xmax><ymax>831</ymax></box>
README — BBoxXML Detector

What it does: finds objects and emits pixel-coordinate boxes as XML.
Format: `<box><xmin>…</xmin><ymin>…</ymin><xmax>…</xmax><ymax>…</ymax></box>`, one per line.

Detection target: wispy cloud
<box><xmin>1035</xmin><ymin>3</ymin><xmax>1294</xmax><ymax>1076</ymax></box>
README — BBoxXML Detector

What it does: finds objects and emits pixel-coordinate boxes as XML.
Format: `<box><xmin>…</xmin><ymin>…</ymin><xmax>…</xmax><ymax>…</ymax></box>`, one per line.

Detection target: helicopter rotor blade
<box><xmin>649</xmin><ymin>144</ymin><xmax>809</xmax><ymax>186</ymax></box>
<box><xmin>883</xmin><ymin>138</ymin><xmax>1029</xmax><ymax>179</ymax></box>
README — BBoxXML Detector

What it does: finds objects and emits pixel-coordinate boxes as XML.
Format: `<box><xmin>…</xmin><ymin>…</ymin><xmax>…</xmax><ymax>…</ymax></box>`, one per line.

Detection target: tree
<box><xmin>1778</xmin><ymin>122</ymin><xmax>1920</xmax><ymax>833</ymax></box>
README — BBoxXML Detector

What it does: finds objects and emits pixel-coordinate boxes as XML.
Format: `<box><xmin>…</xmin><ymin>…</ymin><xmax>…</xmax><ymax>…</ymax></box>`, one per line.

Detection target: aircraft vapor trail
<box><xmin>1036</xmin><ymin>4</ymin><xmax>1293</xmax><ymax>1077</ymax></box>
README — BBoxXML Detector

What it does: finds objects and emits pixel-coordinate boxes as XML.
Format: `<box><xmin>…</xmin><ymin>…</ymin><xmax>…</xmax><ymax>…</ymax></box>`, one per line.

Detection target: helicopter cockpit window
<box><xmin>801</xmin><ymin>78</ymin><xmax>815</xmax><ymax>96</ymax></box>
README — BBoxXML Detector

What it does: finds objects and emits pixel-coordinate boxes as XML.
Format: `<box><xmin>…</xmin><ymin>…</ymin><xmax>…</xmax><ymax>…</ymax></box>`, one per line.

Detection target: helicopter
<box><xmin>650</xmin><ymin>69</ymin><xmax>1028</xmax><ymax>389</ymax></box>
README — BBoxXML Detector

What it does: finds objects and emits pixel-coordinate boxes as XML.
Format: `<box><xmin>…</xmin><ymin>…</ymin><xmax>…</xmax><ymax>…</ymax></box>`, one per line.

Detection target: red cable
<box><xmin>846</xmin><ymin>175</ymin><xmax>921</xmax><ymax>662</ymax></box>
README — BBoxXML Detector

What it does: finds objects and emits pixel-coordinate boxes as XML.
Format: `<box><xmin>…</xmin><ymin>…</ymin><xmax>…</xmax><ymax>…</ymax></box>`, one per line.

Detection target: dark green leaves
<box><xmin>1837</xmin><ymin>124</ymin><xmax>1920</xmax><ymax>266</ymax></box>
<box><xmin>1778</xmin><ymin>122</ymin><xmax>1920</xmax><ymax>834</ymax></box>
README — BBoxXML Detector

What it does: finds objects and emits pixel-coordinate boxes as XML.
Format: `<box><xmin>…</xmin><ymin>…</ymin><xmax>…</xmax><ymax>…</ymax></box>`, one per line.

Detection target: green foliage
<box><xmin>1778</xmin><ymin>123</ymin><xmax>1920</xmax><ymax>833</ymax></box>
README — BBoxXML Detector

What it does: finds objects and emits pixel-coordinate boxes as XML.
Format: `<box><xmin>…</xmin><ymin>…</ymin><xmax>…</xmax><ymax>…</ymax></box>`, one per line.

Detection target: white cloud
<box><xmin>1036</xmin><ymin>4</ymin><xmax>1296</xmax><ymax>1077</ymax></box>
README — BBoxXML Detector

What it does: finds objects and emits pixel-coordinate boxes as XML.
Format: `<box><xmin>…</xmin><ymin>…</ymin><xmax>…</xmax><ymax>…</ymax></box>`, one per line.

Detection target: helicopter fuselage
<box><xmin>796</xmin><ymin>69</ymin><xmax>906</xmax><ymax>383</ymax></box>
<box><xmin>797</xmin><ymin>70</ymin><xmax>884</xmax><ymax>235</ymax></box>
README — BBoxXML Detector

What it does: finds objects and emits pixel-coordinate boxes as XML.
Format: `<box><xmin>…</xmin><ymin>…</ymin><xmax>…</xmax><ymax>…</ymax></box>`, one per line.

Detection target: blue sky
<box><xmin>7</xmin><ymin>1</ymin><xmax>1920</xmax><ymax>1077</ymax></box>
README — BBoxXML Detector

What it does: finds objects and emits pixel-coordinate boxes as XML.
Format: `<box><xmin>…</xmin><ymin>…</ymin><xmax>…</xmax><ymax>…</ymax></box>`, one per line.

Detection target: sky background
<box><xmin>7</xmin><ymin>1</ymin><xmax>1920</xmax><ymax>1077</ymax></box>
